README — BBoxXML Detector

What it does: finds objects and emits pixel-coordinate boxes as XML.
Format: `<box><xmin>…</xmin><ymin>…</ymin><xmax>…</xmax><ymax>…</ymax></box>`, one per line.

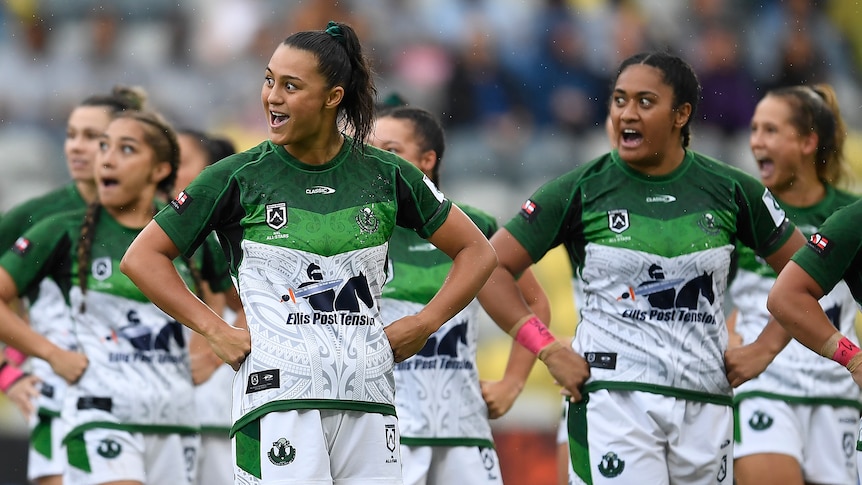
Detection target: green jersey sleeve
<box><xmin>729</xmin><ymin>170</ymin><xmax>795</xmax><ymax>257</ymax></box>
<box><xmin>0</xmin><ymin>214</ymin><xmax>75</xmax><ymax>297</ymax></box>
<box><xmin>791</xmin><ymin>199</ymin><xmax>862</xmax><ymax>302</ymax></box>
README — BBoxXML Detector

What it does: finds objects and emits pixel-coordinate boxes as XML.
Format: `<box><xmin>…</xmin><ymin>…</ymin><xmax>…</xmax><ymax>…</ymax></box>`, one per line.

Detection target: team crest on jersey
<box><xmin>11</xmin><ymin>237</ymin><xmax>30</xmax><ymax>256</ymax></box>
<box><xmin>356</xmin><ymin>207</ymin><xmax>379</xmax><ymax>234</ymax></box>
<box><xmin>266</xmin><ymin>202</ymin><xmax>287</xmax><ymax>230</ymax></box>
<box><xmin>267</xmin><ymin>438</ymin><xmax>296</xmax><ymax>466</ymax></box>
<box><xmin>697</xmin><ymin>212</ymin><xmax>720</xmax><ymax>235</ymax></box>
<box><xmin>91</xmin><ymin>257</ymin><xmax>112</xmax><ymax>281</ymax></box>
<box><xmin>748</xmin><ymin>410</ymin><xmax>773</xmax><ymax>430</ymax></box>
<box><xmin>170</xmin><ymin>190</ymin><xmax>192</xmax><ymax>214</ymax></box>
<box><xmin>519</xmin><ymin>199</ymin><xmax>541</xmax><ymax>223</ymax></box>
<box><xmin>608</xmin><ymin>209</ymin><xmax>629</xmax><ymax>234</ymax></box>
<box><xmin>807</xmin><ymin>233</ymin><xmax>832</xmax><ymax>257</ymax></box>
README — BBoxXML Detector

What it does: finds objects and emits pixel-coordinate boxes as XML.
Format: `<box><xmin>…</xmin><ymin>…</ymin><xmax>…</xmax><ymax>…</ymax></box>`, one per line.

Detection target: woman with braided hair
<box><xmin>0</xmin><ymin>109</ymin><xmax>234</xmax><ymax>485</ymax></box>
<box><xmin>121</xmin><ymin>21</ymin><xmax>496</xmax><ymax>484</ymax></box>
<box><xmin>0</xmin><ymin>85</ymin><xmax>145</xmax><ymax>485</ymax></box>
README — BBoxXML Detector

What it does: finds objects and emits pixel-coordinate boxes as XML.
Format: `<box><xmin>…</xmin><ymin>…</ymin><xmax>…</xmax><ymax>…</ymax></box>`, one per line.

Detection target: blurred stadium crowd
<box><xmin>0</xmin><ymin>0</ymin><xmax>861</xmax><ymax>474</ymax></box>
<box><xmin>1</xmin><ymin>0</ymin><xmax>861</xmax><ymax>215</ymax></box>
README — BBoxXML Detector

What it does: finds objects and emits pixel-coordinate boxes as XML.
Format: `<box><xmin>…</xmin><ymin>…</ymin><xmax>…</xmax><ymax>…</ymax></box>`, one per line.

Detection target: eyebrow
<box><xmin>265</xmin><ymin>67</ymin><xmax>302</xmax><ymax>83</ymax></box>
<box><xmin>613</xmin><ymin>88</ymin><xmax>659</xmax><ymax>97</ymax></box>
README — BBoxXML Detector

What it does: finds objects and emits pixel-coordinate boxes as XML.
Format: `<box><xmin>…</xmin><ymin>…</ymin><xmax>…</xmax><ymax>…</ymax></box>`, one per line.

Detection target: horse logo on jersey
<box><xmin>356</xmin><ymin>207</ymin><xmax>379</xmax><ymax>234</ymax></box>
<box><xmin>608</xmin><ymin>209</ymin><xmax>629</xmax><ymax>234</ymax></box>
<box><xmin>597</xmin><ymin>452</ymin><xmax>625</xmax><ymax>478</ymax></box>
<box><xmin>267</xmin><ymin>438</ymin><xmax>296</xmax><ymax>466</ymax></box>
<box><xmin>91</xmin><ymin>257</ymin><xmax>112</xmax><ymax>281</ymax></box>
<box><xmin>748</xmin><ymin>410</ymin><xmax>773</xmax><ymax>431</ymax></box>
<box><xmin>266</xmin><ymin>203</ymin><xmax>287</xmax><ymax>231</ymax></box>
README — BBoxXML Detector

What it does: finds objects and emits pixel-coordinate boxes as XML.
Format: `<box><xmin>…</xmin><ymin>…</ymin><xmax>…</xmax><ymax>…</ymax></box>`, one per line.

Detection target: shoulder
<box><xmin>2</xmin><ymin>184</ymin><xmax>83</xmax><ymax>224</ymax></box>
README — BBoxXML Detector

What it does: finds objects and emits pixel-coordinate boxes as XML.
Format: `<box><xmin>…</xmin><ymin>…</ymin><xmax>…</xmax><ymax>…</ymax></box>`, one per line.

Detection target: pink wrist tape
<box><xmin>832</xmin><ymin>336</ymin><xmax>861</xmax><ymax>368</ymax></box>
<box><xmin>3</xmin><ymin>346</ymin><xmax>27</xmax><ymax>366</ymax></box>
<box><xmin>0</xmin><ymin>363</ymin><xmax>26</xmax><ymax>393</ymax></box>
<box><xmin>514</xmin><ymin>316</ymin><xmax>556</xmax><ymax>356</ymax></box>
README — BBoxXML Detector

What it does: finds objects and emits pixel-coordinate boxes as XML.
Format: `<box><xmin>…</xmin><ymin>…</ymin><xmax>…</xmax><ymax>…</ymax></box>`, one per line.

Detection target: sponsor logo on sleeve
<box><xmin>11</xmin><ymin>237</ymin><xmax>30</xmax><ymax>256</ymax></box>
<box><xmin>170</xmin><ymin>191</ymin><xmax>192</xmax><ymax>214</ymax></box>
<box><xmin>519</xmin><ymin>199</ymin><xmax>541</xmax><ymax>222</ymax></box>
<box><xmin>807</xmin><ymin>233</ymin><xmax>832</xmax><ymax>257</ymax></box>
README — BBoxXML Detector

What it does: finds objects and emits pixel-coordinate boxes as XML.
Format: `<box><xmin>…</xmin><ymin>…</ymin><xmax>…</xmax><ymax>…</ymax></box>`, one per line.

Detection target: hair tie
<box><xmin>325</xmin><ymin>21</ymin><xmax>344</xmax><ymax>44</ymax></box>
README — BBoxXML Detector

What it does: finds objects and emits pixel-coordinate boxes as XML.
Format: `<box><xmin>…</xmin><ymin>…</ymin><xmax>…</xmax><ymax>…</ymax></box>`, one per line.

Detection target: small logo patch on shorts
<box><xmin>584</xmin><ymin>352</ymin><xmax>617</xmax><ymax>369</ymax></box>
<box><xmin>268</xmin><ymin>438</ymin><xmax>296</xmax><ymax>466</ymax></box>
<box><xmin>246</xmin><ymin>369</ymin><xmax>279</xmax><ymax>393</ymax></box>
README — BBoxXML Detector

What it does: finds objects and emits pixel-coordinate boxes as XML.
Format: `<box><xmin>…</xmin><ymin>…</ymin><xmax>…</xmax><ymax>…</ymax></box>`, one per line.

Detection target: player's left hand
<box><xmin>725</xmin><ymin>341</ymin><xmax>775</xmax><ymax>387</ymax></box>
<box><xmin>6</xmin><ymin>374</ymin><xmax>40</xmax><ymax>418</ymax></box>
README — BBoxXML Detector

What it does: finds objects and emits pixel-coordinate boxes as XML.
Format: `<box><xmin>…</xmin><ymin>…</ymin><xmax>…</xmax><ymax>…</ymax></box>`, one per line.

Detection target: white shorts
<box><xmin>27</xmin><ymin>413</ymin><xmax>66</xmax><ymax>481</ymax></box>
<box><xmin>735</xmin><ymin>397</ymin><xmax>858</xmax><ymax>484</ymax></box>
<box><xmin>197</xmin><ymin>432</ymin><xmax>234</xmax><ymax>485</ymax></box>
<box><xmin>401</xmin><ymin>444</ymin><xmax>502</xmax><ymax>485</ymax></box>
<box><xmin>65</xmin><ymin>428</ymin><xmax>199</xmax><ymax>485</ymax></box>
<box><xmin>567</xmin><ymin>389</ymin><xmax>733</xmax><ymax>485</ymax></box>
<box><xmin>233</xmin><ymin>409</ymin><xmax>402</xmax><ymax>485</ymax></box>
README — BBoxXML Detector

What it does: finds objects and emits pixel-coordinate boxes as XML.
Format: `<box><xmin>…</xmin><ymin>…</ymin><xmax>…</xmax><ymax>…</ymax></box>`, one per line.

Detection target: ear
<box><xmin>674</xmin><ymin>103</ymin><xmax>692</xmax><ymax>129</ymax></box>
<box><xmin>325</xmin><ymin>86</ymin><xmax>345</xmax><ymax>110</ymax></box>
<box><xmin>151</xmin><ymin>160</ymin><xmax>173</xmax><ymax>186</ymax></box>
<box><xmin>416</xmin><ymin>150</ymin><xmax>438</xmax><ymax>177</ymax></box>
<box><xmin>800</xmin><ymin>132</ymin><xmax>818</xmax><ymax>157</ymax></box>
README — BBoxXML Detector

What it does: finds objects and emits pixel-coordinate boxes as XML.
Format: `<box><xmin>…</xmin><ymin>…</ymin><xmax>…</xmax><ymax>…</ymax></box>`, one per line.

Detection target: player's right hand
<box><xmin>208</xmin><ymin>324</ymin><xmax>251</xmax><ymax>371</ymax></box>
<box><xmin>543</xmin><ymin>345</ymin><xmax>589</xmax><ymax>401</ymax></box>
<box><xmin>48</xmin><ymin>349</ymin><xmax>88</xmax><ymax>384</ymax></box>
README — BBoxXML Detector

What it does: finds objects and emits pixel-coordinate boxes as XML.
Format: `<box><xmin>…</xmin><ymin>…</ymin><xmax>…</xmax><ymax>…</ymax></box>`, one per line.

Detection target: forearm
<box><xmin>0</xmin><ymin>302</ymin><xmax>61</xmax><ymax>362</ymax></box>
<box><xmin>477</xmin><ymin>266</ymin><xmax>533</xmax><ymax>333</ymax></box>
<box><xmin>121</xmin><ymin>250</ymin><xmax>226</xmax><ymax>339</ymax></box>
<box><xmin>418</xmin><ymin>242</ymin><xmax>496</xmax><ymax>332</ymax></box>
<box><xmin>753</xmin><ymin>317</ymin><xmax>792</xmax><ymax>356</ymax></box>
<box><xmin>767</xmin><ymin>290</ymin><xmax>835</xmax><ymax>356</ymax></box>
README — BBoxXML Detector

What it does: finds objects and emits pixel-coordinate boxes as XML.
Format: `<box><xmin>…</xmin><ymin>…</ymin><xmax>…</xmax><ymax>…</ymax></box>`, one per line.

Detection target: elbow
<box><xmin>481</xmin><ymin>242</ymin><xmax>498</xmax><ymax>280</ymax></box>
<box><xmin>119</xmin><ymin>251</ymin><xmax>137</xmax><ymax>279</ymax></box>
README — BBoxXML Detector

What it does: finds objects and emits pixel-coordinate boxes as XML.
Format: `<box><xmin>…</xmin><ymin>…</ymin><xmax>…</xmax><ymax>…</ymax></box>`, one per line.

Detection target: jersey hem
<box><xmin>733</xmin><ymin>390</ymin><xmax>862</xmax><ymax>409</ymax></box>
<box><xmin>583</xmin><ymin>381</ymin><xmax>733</xmax><ymax>406</ymax></box>
<box><xmin>229</xmin><ymin>399</ymin><xmax>397</xmax><ymax>437</ymax></box>
<box><xmin>400</xmin><ymin>437</ymin><xmax>494</xmax><ymax>448</ymax></box>
<box><xmin>62</xmin><ymin>421</ymin><xmax>200</xmax><ymax>445</ymax></box>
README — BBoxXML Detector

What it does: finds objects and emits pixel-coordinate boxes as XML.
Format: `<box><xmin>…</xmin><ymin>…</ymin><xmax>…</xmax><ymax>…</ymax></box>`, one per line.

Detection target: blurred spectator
<box><xmin>693</xmin><ymin>22</ymin><xmax>758</xmax><ymax>136</ymax></box>
<box><xmin>530</xmin><ymin>0</ymin><xmax>608</xmax><ymax>134</ymax></box>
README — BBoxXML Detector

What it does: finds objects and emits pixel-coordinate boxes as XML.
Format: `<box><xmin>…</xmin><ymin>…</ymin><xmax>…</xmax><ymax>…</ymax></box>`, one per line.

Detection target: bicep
<box><xmin>772</xmin><ymin>261</ymin><xmax>826</xmax><ymax>301</ymax></box>
<box><xmin>126</xmin><ymin>221</ymin><xmax>182</xmax><ymax>262</ymax></box>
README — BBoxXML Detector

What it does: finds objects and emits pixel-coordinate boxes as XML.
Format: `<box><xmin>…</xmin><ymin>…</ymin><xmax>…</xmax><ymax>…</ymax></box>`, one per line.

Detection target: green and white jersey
<box><xmin>153</xmin><ymin>139</ymin><xmax>452</xmax><ymax>437</ymax></box>
<box><xmin>794</xmin><ymin>198</ymin><xmax>862</xmax><ymax>306</ymax></box>
<box><xmin>505</xmin><ymin>150</ymin><xmax>794</xmax><ymax>404</ymax></box>
<box><xmin>731</xmin><ymin>186</ymin><xmax>861</xmax><ymax>406</ymax></box>
<box><xmin>0</xmin><ymin>182</ymin><xmax>87</xmax><ymax>415</ymax></box>
<box><xmin>0</xmin><ymin>206</ymin><xmax>231</xmax><ymax>440</ymax></box>
<box><xmin>380</xmin><ymin>205</ymin><xmax>496</xmax><ymax>447</ymax></box>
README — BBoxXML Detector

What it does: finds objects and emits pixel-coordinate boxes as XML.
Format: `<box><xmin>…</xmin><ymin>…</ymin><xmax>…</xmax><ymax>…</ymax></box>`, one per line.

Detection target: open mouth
<box><xmin>270</xmin><ymin>110</ymin><xmax>289</xmax><ymax>127</ymax></box>
<box><xmin>620</xmin><ymin>128</ymin><xmax>643</xmax><ymax>148</ymax></box>
<box><xmin>757</xmin><ymin>158</ymin><xmax>774</xmax><ymax>180</ymax></box>
<box><xmin>100</xmin><ymin>177</ymin><xmax>119</xmax><ymax>188</ymax></box>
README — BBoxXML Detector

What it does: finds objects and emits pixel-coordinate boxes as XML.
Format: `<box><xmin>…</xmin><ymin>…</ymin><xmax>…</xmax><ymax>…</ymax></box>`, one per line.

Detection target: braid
<box><xmin>76</xmin><ymin>202</ymin><xmax>102</xmax><ymax>313</ymax></box>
